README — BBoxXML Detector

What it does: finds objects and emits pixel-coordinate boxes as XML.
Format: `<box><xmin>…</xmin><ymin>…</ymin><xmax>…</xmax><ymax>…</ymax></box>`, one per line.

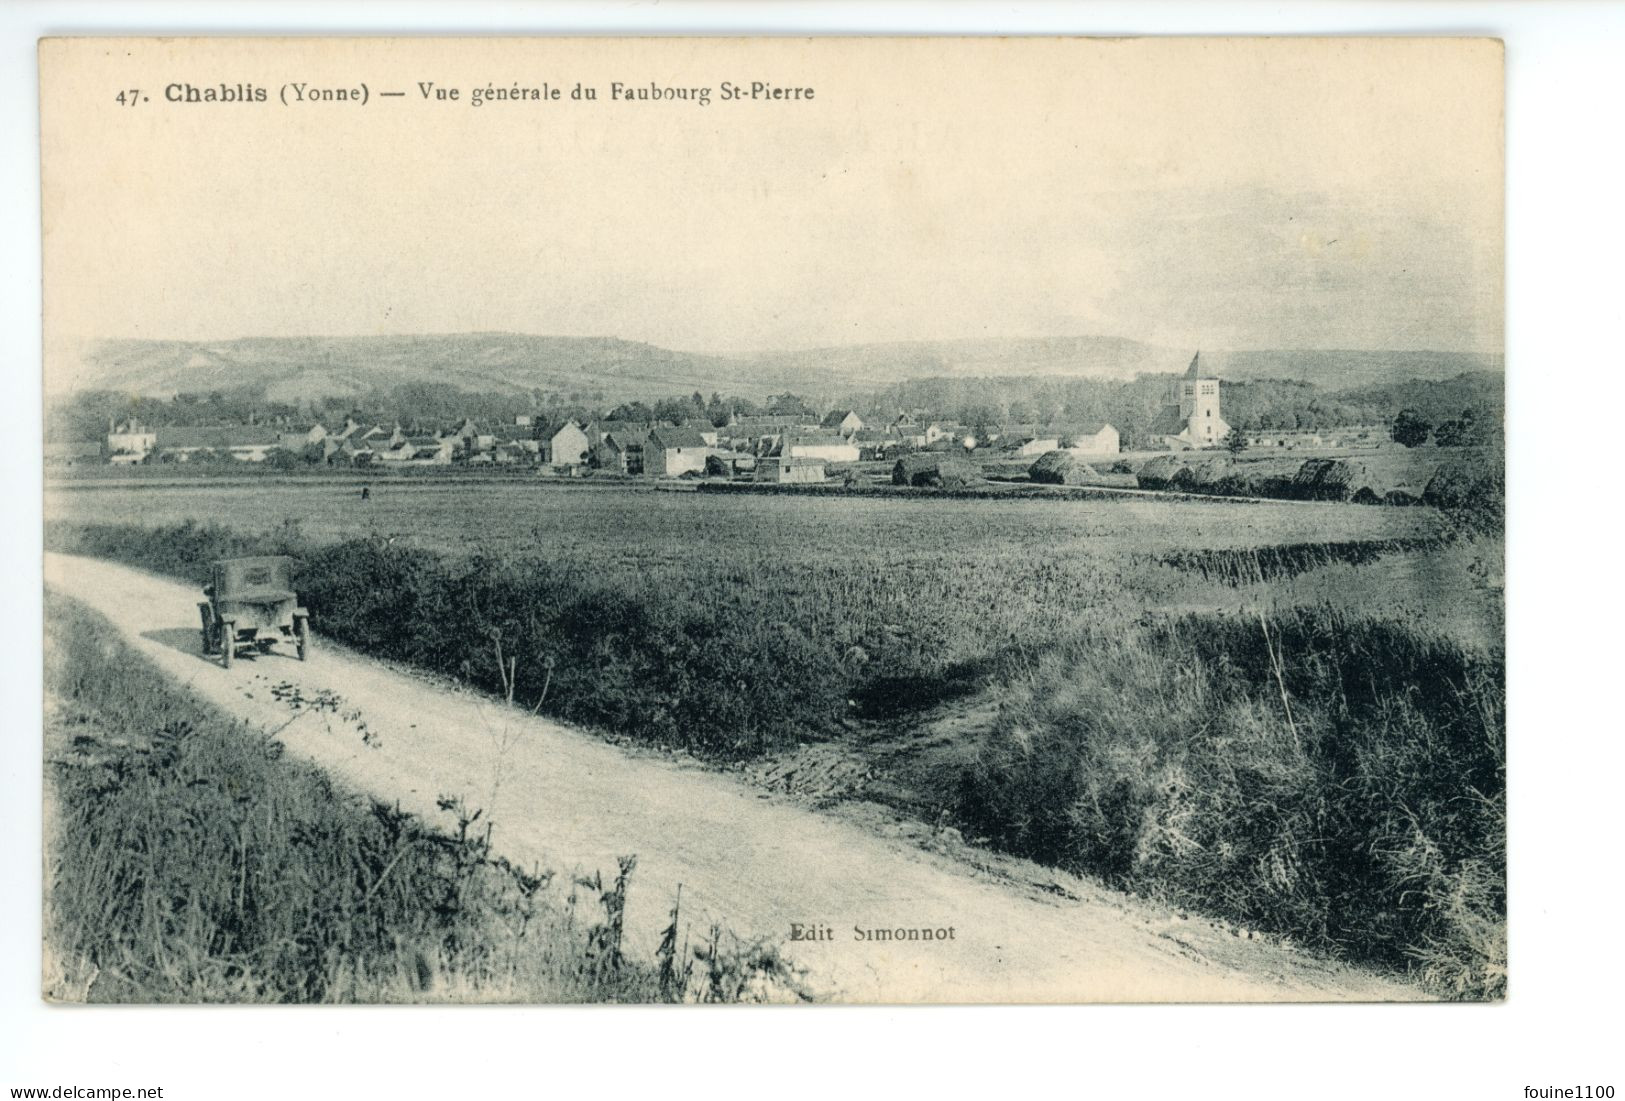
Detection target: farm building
<box><xmin>546</xmin><ymin>421</ymin><xmax>592</xmax><ymax>467</ymax></box>
<box><xmin>706</xmin><ymin>451</ymin><xmax>755</xmax><ymax>477</ymax></box>
<box><xmin>820</xmin><ymin>410</ymin><xmax>865</xmax><ymax>437</ymax></box>
<box><xmin>852</xmin><ymin>429</ymin><xmax>896</xmax><ymax>460</ymax></box>
<box><xmin>332</xmin><ymin>438</ymin><xmax>375</xmax><ymax>466</ymax></box>
<box><xmin>279</xmin><ymin>422</ymin><xmax>328</xmax><ymax>454</ymax></box>
<box><xmin>405</xmin><ymin>436</ymin><xmax>455</xmax><ymax>464</ymax></box>
<box><xmin>154</xmin><ymin>427</ymin><xmax>282</xmax><ymax>463</ymax></box>
<box><xmin>449</xmin><ymin>418</ymin><xmax>496</xmax><ymax>455</ymax></box>
<box><xmin>681</xmin><ymin>420</ymin><xmax>722</xmax><ymax>447</ymax></box>
<box><xmin>1064</xmin><ymin>422</ymin><xmax>1120</xmax><ymax>456</ymax></box>
<box><xmin>755</xmin><ymin>456</ymin><xmax>827</xmax><ymax>484</ymax></box>
<box><xmin>590</xmin><ymin>422</ymin><xmax>649</xmax><ymax>474</ymax></box>
<box><xmin>1150</xmin><ymin>352</ymin><xmax>1231</xmax><ymax>449</ymax></box>
<box><xmin>645</xmin><ymin>425</ymin><xmax>712</xmax><ymax>477</ymax></box>
<box><xmin>893</xmin><ymin>453</ymin><xmax>981</xmax><ymax>489</ymax></box>
<box><xmin>105</xmin><ymin>421</ymin><xmax>156</xmax><ymax>464</ymax></box>
<box><xmin>1028</xmin><ymin>450</ymin><xmax>1098</xmax><ymax>485</ymax></box>
<box><xmin>776</xmin><ymin>433</ymin><xmax>861</xmax><ymax>464</ymax></box>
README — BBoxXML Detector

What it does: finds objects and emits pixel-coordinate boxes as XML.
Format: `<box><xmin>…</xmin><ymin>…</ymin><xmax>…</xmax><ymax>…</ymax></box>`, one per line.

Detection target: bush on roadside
<box><xmin>955</xmin><ymin>605</ymin><xmax>1506</xmax><ymax>998</ymax></box>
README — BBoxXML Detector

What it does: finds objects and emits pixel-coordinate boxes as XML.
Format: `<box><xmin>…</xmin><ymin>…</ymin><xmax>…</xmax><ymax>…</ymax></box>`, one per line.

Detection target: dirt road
<box><xmin>44</xmin><ymin>552</ymin><xmax>1425</xmax><ymax>1003</ymax></box>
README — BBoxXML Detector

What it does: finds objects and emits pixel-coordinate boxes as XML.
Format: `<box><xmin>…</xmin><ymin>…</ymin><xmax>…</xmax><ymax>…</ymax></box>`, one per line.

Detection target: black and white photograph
<box><xmin>9</xmin><ymin>6</ymin><xmax>1623</xmax><ymax>1097</ymax></box>
<box><xmin>36</xmin><ymin>34</ymin><xmax>1505</xmax><ymax>1007</ymax></box>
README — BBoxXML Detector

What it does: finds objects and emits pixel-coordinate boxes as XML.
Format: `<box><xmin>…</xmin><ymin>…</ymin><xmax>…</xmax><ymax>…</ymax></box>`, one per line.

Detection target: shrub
<box><xmin>955</xmin><ymin>606</ymin><xmax>1505</xmax><ymax>998</ymax></box>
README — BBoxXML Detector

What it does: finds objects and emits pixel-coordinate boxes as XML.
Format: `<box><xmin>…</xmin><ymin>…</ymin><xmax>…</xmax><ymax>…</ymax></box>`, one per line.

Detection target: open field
<box><xmin>47</xmin><ymin>475</ymin><xmax>1442</xmax><ymax>559</ymax></box>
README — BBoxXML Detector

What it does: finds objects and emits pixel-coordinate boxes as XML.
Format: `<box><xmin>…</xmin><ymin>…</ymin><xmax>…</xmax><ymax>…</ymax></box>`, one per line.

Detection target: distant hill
<box><xmin>56</xmin><ymin>332</ymin><xmax>1503</xmax><ymax>402</ymax></box>
<box><xmin>750</xmin><ymin>336</ymin><xmax>1192</xmax><ymax>384</ymax></box>
<box><xmin>1209</xmin><ymin>349</ymin><xmax>1504</xmax><ymax>390</ymax></box>
<box><xmin>57</xmin><ymin>333</ymin><xmax>837</xmax><ymax>403</ymax></box>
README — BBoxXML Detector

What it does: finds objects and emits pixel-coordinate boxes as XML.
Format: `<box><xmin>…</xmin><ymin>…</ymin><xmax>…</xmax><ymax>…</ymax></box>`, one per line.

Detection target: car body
<box><xmin>198</xmin><ymin>555</ymin><xmax>311</xmax><ymax>667</ymax></box>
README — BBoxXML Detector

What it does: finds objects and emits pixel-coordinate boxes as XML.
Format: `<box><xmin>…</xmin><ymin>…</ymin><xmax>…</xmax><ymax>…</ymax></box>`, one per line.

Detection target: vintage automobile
<box><xmin>198</xmin><ymin>555</ymin><xmax>311</xmax><ymax>668</ymax></box>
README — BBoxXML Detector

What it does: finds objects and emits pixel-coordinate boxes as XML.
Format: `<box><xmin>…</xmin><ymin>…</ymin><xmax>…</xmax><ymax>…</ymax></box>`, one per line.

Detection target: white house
<box><xmin>1065</xmin><ymin>422</ymin><xmax>1120</xmax><ymax>457</ymax></box>
<box><xmin>820</xmin><ymin>410</ymin><xmax>865</xmax><ymax>438</ymax></box>
<box><xmin>780</xmin><ymin>433</ymin><xmax>860</xmax><ymax>464</ymax></box>
<box><xmin>547</xmin><ymin>421</ymin><xmax>592</xmax><ymax>466</ymax></box>
<box><xmin>755</xmin><ymin>456</ymin><xmax>827</xmax><ymax>484</ymax></box>
<box><xmin>645</xmin><ymin>425</ymin><xmax>711</xmax><ymax>476</ymax></box>
<box><xmin>153</xmin><ymin>427</ymin><xmax>282</xmax><ymax>463</ymax></box>
<box><xmin>105</xmin><ymin>421</ymin><xmax>156</xmax><ymax>464</ymax></box>
<box><xmin>279</xmin><ymin>422</ymin><xmax>328</xmax><ymax>454</ymax></box>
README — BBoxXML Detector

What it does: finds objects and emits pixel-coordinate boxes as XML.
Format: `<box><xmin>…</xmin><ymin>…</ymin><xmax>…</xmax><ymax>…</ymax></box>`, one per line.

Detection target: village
<box><xmin>55</xmin><ymin>356</ymin><xmax>1405</xmax><ymax>488</ymax></box>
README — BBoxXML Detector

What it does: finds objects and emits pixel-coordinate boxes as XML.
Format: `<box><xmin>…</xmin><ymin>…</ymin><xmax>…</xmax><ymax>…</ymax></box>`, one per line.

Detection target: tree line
<box><xmin>50</xmin><ymin>371</ymin><xmax>1502</xmax><ymax>449</ymax></box>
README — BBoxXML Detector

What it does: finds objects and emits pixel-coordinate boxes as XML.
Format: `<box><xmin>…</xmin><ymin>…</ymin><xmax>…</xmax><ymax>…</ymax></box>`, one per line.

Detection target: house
<box><xmin>546</xmin><ymin>421</ymin><xmax>592</xmax><ymax>467</ymax></box>
<box><xmin>279</xmin><ymin>422</ymin><xmax>328</xmax><ymax>454</ymax></box>
<box><xmin>373</xmin><ymin>439</ymin><xmax>419</xmax><ymax>465</ymax></box>
<box><xmin>1065</xmin><ymin>422</ymin><xmax>1120</xmax><ymax>456</ymax></box>
<box><xmin>722</xmin><ymin>414</ymin><xmax>819</xmax><ymax>452</ymax></box>
<box><xmin>333</xmin><ymin>437</ymin><xmax>375</xmax><ymax>466</ymax></box>
<box><xmin>852</xmin><ymin>428</ymin><xmax>896</xmax><ymax>460</ymax></box>
<box><xmin>406</xmin><ymin>436</ymin><xmax>455</xmax><ymax>464</ymax></box>
<box><xmin>591</xmin><ymin>434</ymin><xmax>634</xmax><ymax>474</ymax></box>
<box><xmin>891</xmin><ymin>414</ymin><xmax>928</xmax><ymax>448</ymax></box>
<box><xmin>106</xmin><ymin>421</ymin><xmax>156</xmax><ymax>464</ymax></box>
<box><xmin>154</xmin><ymin>427</ymin><xmax>282</xmax><ymax>463</ymax></box>
<box><xmin>359</xmin><ymin>424</ymin><xmax>402</xmax><ymax>448</ymax></box>
<box><xmin>644</xmin><ymin>425</ymin><xmax>712</xmax><ymax>477</ymax></box>
<box><xmin>589</xmin><ymin>421</ymin><xmax>649</xmax><ymax>474</ymax></box>
<box><xmin>450</xmin><ymin>418</ymin><xmax>496</xmax><ymax>455</ymax></box>
<box><xmin>46</xmin><ymin>440</ymin><xmax>103</xmax><ymax>467</ymax></box>
<box><xmin>820</xmin><ymin>410</ymin><xmax>864</xmax><ymax>437</ymax></box>
<box><xmin>681</xmin><ymin>419</ymin><xmax>721</xmax><ymax>447</ymax></box>
<box><xmin>1150</xmin><ymin>352</ymin><xmax>1231</xmax><ymax>449</ymax></box>
<box><xmin>776</xmin><ymin>433</ymin><xmax>861</xmax><ymax>464</ymax></box>
<box><xmin>755</xmin><ymin>456</ymin><xmax>827</xmax><ymax>484</ymax></box>
<box><xmin>490</xmin><ymin>441</ymin><xmax>534</xmax><ymax>465</ymax></box>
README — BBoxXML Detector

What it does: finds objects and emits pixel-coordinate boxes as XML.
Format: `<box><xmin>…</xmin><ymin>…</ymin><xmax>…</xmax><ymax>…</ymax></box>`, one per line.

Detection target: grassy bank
<box><xmin>44</xmin><ymin>593</ymin><xmax>803</xmax><ymax>1003</ymax></box>
<box><xmin>954</xmin><ymin>604</ymin><xmax>1505</xmax><ymax>998</ymax></box>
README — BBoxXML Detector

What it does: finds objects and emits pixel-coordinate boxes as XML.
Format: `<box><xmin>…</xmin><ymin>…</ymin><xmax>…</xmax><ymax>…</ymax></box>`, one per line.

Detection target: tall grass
<box><xmin>47</xmin><ymin>518</ymin><xmax>1199</xmax><ymax>755</ymax></box>
<box><xmin>954</xmin><ymin>604</ymin><xmax>1506</xmax><ymax>998</ymax></box>
<box><xmin>44</xmin><ymin>593</ymin><xmax>807</xmax><ymax>1003</ymax></box>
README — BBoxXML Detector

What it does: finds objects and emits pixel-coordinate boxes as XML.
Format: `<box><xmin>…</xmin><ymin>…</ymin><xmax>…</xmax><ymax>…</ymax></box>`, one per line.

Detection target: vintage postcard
<box><xmin>39</xmin><ymin>36</ymin><xmax>1504</xmax><ymax>1004</ymax></box>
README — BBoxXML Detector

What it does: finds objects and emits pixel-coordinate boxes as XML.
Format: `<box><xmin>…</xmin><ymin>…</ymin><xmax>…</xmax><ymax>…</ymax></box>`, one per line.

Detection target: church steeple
<box><xmin>1184</xmin><ymin>351</ymin><xmax>1202</xmax><ymax>380</ymax></box>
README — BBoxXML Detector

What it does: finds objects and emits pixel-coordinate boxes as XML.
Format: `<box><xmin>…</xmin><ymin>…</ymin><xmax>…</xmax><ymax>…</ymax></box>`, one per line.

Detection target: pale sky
<box><xmin>41</xmin><ymin>37</ymin><xmax>1503</xmax><ymax>366</ymax></box>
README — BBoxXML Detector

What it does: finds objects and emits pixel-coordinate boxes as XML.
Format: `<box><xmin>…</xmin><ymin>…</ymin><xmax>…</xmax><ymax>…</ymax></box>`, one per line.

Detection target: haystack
<box><xmin>1178</xmin><ymin>457</ymin><xmax>1242</xmax><ymax>495</ymax></box>
<box><xmin>1422</xmin><ymin>465</ymin><xmax>1479</xmax><ymax>509</ymax></box>
<box><xmin>892</xmin><ymin>453</ymin><xmax>980</xmax><ymax>489</ymax></box>
<box><xmin>1028</xmin><ymin>449</ymin><xmax>1098</xmax><ymax>485</ymax></box>
<box><xmin>1135</xmin><ymin>454</ymin><xmax>1187</xmax><ymax>490</ymax></box>
<box><xmin>1291</xmin><ymin>458</ymin><xmax>1340</xmax><ymax>500</ymax></box>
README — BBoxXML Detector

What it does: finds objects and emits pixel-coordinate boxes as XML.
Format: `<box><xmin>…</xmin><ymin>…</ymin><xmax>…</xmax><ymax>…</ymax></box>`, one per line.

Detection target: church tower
<box><xmin>1154</xmin><ymin>351</ymin><xmax>1231</xmax><ymax>448</ymax></box>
